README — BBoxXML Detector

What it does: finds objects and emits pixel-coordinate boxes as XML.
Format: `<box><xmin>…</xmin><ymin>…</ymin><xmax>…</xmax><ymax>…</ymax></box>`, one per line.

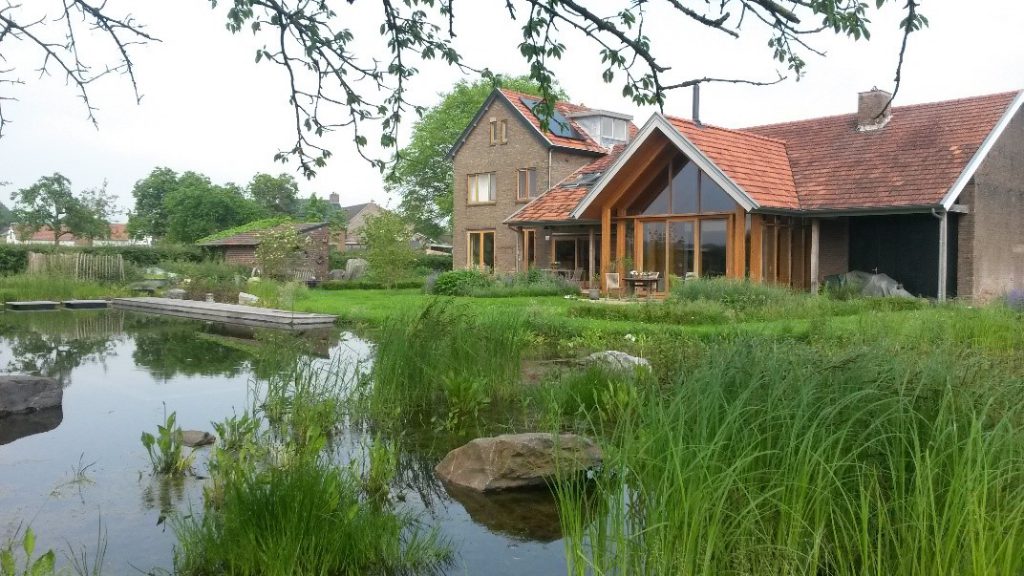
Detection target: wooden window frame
<box><xmin>467</xmin><ymin>172</ymin><xmax>497</xmax><ymax>205</ymax></box>
<box><xmin>499</xmin><ymin>120</ymin><xmax>508</xmax><ymax>144</ymax></box>
<box><xmin>516</xmin><ymin>168</ymin><xmax>538</xmax><ymax>202</ymax></box>
<box><xmin>488</xmin><ymin>119</ymin><xmax>497</xmax><ymax>146</ymax></box>
<box><xmin>467</xmin><ymin>230</ymin><xmax>495</xmax><ymax>270</ymax></box>
<box><xmin>634</xmin><ymin>214</ymin><xmax>736</xmax><ymax>291</ymax></box>
<box><xmin>523</xmin><ymin>229</ymin><xmax>536</xmax><ymax>268</ymax></box>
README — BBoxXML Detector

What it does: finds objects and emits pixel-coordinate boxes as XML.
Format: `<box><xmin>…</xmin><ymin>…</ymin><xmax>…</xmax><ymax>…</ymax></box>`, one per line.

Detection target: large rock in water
<box><xmin>435</xmin><ymin>433</ymin><xmax>602</xmax><ymax>493</ymax></box>
<box><xmin>584</xmin><ymin>350</ymin><xmax>650</xmax><ymax>371</ymax></box>
<box><xmin>0</xmin><ymin>375</ymin><xmax>62</xmax><ymax>417</ymax></box>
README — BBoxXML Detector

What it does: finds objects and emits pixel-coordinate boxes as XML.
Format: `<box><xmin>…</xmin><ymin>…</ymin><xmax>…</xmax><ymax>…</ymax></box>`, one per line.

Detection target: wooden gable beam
<box><xmin>579</xmin><ymin>135</ymin><xmax>674</xmax><ymax>219</ymax></box>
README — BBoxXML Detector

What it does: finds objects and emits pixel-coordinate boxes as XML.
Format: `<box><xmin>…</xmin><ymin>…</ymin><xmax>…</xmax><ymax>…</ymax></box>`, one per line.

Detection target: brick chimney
<box><xmin>857</xmin><ymin>87</ymin><xmax>892</xmax><ymax>131</ymax></box>
<box><xmin>329</xmin><ymin>192</ymin><xmax>340</xmax><ymax>206</ymax></box>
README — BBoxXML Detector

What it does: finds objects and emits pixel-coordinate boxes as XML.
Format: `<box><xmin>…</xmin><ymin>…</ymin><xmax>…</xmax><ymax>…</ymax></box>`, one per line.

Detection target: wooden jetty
<box><xmin>63</xmin><ymin>300</ymin><xmax>110</xmax><ymax>310</ymax></box>
<box><xmin>5</xmin><ymin>301</ymin><xmax>60</xmax><ymax>311</ymax></box>
<box><xmin>111</xmin><ymin>297</ymin><xmax>337</xmax><ymax>328</ymax></box>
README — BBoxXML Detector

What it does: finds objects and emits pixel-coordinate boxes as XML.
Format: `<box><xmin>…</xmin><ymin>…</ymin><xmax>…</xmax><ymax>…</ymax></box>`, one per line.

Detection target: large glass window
<box><xmin>553</xmin><ymin>239</ymin><xmax>576</xmax><ymax>270</ymax></box>
<box><xmin>468</xmin><ymin>173</ymin><xmax>496</xmax><ymax>204</ymax></box>
<box><xmin>700</xmin><ymin>219</ymin><xmax>728</xmax><ymax>277</ymax></box>
<box><xmin>468</xmin><ymin>231</ymin><xmax>494</xmax><ymax>270</ymax></box>
<box><xmin>669</xmin><ymin>221</ymin><xmax>695</xmax><ymax>278</ymax></box>
<box><xmin>700</xmin><ymin>172</ymin><xmax>734</xmax><ymax>213</ymax></box>
<box><xmin>642</xmin><ymin>221</ymin><xmax>667</xmax><ymax>278</ymax></box>
<box><xmin>627</xmin><ymin>153</ymin><xmax>737</xmax><ymax>216</ymax></box>
<box><xmin>671</xmin><ymin>159</ymin><xmax>699</xmax><ymax>215</ymax></box>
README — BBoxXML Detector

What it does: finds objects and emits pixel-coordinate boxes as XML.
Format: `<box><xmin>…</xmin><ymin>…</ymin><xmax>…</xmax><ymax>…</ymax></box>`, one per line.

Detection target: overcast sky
<box><xmin>1</xmin><ymin>1</ymin><xmax>1022</xmax><ymax>219</ymax></box>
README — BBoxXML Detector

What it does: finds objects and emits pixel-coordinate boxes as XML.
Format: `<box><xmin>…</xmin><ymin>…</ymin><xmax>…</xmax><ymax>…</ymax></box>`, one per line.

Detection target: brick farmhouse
<box><xmin>449</xmin><ymin>87</ymin><xmax>1024</xmax><ymax>300</ymax></box>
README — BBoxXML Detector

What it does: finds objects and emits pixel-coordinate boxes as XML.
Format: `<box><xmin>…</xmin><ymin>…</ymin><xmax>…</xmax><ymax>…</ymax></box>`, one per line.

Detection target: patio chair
<box><xmin>605</xmin><ymin>272</ymin><xmax>622</xmax><ymax>299</ymax></box>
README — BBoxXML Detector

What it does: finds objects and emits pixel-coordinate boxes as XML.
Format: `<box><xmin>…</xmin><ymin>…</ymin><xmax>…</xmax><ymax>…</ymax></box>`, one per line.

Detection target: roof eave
<box><xmin>939</xmin><ymin>89</ymin><xmax>1024</xmax><ymax>209</ymax></box>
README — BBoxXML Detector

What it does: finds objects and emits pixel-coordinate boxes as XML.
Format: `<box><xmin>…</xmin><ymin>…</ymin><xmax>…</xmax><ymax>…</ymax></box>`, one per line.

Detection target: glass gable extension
<box><xmin>622</xmin><ymin>151</ymin><xmax>740</xmax><ymax>287</ymax></box>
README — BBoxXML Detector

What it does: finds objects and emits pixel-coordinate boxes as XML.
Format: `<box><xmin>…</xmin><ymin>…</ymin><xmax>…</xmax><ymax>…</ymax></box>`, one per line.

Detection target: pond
<box><xmin>0</xmin><ymin>310</ymin><xmax>566</xmax><ymax>575</ymax></box>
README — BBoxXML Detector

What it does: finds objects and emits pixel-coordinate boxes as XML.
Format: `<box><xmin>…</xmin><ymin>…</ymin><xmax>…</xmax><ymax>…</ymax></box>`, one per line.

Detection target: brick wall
<box><xmin>817</xmin><ymin>217</ymin><xmax>849</xmax><ymax>280</ymax></box>
<box><xmin>962</xmin><ymin>106</ymin><xmax>1024</xmax><ymax>301</ymax></box>
<box><xmin>452</xmin><ymin>96</ymin><xmax>596</xmax><ymax>273</ymax></box>
<box><xmin>955</xmin><ymin>182</ymin><xmax>976</xmax><ymax>299</ymax></box>
<box><xmin>224</xmin><ymin>246</ymin><xmax>256</xmax><ymax>267</ymax></box>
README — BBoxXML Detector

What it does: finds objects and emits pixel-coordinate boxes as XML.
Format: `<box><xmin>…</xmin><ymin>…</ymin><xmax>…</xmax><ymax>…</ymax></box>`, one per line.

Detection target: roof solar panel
<box><xmin>520</xmin><ymin>96</ymin><xmax>581</xmax><ymax>140</ymax></box>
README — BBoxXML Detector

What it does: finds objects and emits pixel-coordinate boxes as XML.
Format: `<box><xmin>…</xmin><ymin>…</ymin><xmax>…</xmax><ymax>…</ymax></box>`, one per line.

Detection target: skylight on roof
<box><xmin>563</xmin><ymin>172</ymin><xmax>603</xmax><ymax>188</ymax></box>
<box><xmin>520</xmin><ymin>96</ymin><xmax>582</xmax><ymax>140</ymax></box>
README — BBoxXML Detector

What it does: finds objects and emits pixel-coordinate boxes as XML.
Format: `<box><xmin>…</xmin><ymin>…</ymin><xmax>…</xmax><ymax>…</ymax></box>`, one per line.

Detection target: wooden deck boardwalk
<box><xmin>111</xmin><ymin>297</ymin><xmax>337</xmax><ymax>328</ymax></box>
<box><xmin>5</xmin><ymin>301</ymin><xmax>60</xmax><ymax>311</ymax></box>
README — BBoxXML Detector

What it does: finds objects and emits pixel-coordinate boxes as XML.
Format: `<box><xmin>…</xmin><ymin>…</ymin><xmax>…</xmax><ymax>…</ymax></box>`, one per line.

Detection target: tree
<box><xmin>247</xmin><ymin>173</ymin><xmax>300</xmax><ymax>216</ymax></box>
<box><xmin>163</xmin><ymin>177</ymin><xmax>265</xmax><ymax>243</ymax></box>
<box><xmin>12</xmin><ymin>173</ymin><xmax>114</xmax><ymax>245</ymax></box>
<box><xmin>127</xmin><ymin>167</ymin><xmax>180</xmax><ymax>239</ymax></box>
<box><xmin>0</xmin><ymin>200</ymin><xmax>12</xmax><ymax>231</ymax></box>
<box><xmin>386</xmin><ymin>74</ymin><xmax>565</xmax><ymax>239</ymax></box>
<box><xmin>361</xmin><ymin>211</ymin><xmax>417</xmax><ymax>290</ymax></box>
<box><xmin>255</xmin><ymin>226</ymin><xmax>302</xmax><ymax>280</ymax></box>
<box><xmin>0</xmin><ymin>1</ymin><xmax>927</xmax><ymax>175</ymax></box>
<box><xmin>303</xmin><ymin>194</ymin><xmax>347</xmax><ymax>231</ymax></box>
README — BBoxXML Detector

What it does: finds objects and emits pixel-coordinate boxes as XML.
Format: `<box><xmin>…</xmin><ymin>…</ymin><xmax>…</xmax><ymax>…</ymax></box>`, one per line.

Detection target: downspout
<box><xmin>932</xmin><ymin>207</ymin><xmax>948</xmax><ymax>301</ymax></box>
<box><xmin>548</xmin><ymin>148</ymin><xmax>552</xmax><ymax>192</ymax></box>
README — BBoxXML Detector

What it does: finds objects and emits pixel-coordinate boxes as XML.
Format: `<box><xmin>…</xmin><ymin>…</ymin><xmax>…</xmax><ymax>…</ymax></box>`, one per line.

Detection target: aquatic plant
<box><xmin>140</xmin><ymin>408</ymin><xmax>193</xmax><ymax>476</ymax></box>
<box><xmin>1</xmin><ymin>528</ymin><xmax>56</xmax><ymax>576</ymax></box>
<box><xmin>367</xmin><ymin>300</ymin><xmax>527</xmax><ymax>428</ymax></box>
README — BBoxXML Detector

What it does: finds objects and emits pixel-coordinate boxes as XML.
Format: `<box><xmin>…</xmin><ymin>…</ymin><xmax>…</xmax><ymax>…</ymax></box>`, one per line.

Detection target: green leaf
<box><xmin>29</xmin><ymin>551</ymin><xmax>55</xmax><ymax>576</ymax></box>
<box><xmin>22</xmin><ymin>528</ymin><xmax>34</xmax><ymax>559</ymax></box>
<box><xmin>2</xmin><ymin>549</ymin><xmax>16</xmax><ymax>575</ymax></box>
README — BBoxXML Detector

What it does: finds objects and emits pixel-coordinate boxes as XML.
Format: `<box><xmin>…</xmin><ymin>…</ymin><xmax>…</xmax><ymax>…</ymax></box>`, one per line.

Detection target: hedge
<box><xmin>0</xmin><ymin>244</ymin><xmax>206</xmax><ymax>275</ymax></box>
<box><xmin>328</xmin><ymin>249</ymin><xmax>452</xmax><ymax>273</ymax></box>
<box><xmin>318</xmin><ymin>279</ymin><xmax>425</xmax><ymax>290</ymax></box>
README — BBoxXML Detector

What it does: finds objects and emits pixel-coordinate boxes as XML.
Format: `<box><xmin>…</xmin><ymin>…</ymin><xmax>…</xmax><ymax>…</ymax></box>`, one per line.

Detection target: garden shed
<box><xmin>198</xmin><ymin>222</ymin><xmax>331</xmax><ymax>280</ymax></box>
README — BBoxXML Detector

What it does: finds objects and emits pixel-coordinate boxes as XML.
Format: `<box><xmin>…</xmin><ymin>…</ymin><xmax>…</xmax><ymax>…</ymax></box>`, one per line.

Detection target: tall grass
<box><xmin>366</xmin><ymin>300</ymin><xmax>528</xmax><ymax>428</ymax></box>
<box><xmin>555</xmin><ymin>338</ymin><xmax>1024</xmax><ymax>576</ymax></box>
<box><xmin>174</xmin><ymin>459</ymin><xmax>449</xmax><ymax>576</ymax></box>
<box><xmin>0</xmin><ymin>274</ymin><xmax>128</xmax><ymax>303</ymax></box>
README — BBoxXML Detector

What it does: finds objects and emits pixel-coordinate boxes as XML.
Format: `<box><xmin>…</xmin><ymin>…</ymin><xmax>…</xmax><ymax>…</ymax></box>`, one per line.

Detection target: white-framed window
<box><xmin>517</xmin><ymin>168</ymin><xmax>538</xmax><ymax>201</ymax></box>
<box><xmin>468</xmin><ymin>172</ymin><xmax>497</xmax><ymax>204</ymax></box>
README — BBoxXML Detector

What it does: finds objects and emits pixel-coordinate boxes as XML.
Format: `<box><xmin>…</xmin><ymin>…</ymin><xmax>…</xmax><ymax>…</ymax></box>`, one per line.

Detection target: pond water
<box><xmin>0</xmin><ymin>310</ymin><xmax>566</xmax><ymax>575</ymax></box>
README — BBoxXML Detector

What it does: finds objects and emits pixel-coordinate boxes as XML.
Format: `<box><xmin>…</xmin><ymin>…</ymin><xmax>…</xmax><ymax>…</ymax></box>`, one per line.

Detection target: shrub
<box><xmin>0</xmin><ymin>244</ymin><xmax>205</xmax><ymax>275</ymax></box>
<box><xmin>414</xmin><ymin>253</ymin><xmax>452</xmax><ymax>272</ymax></box>
<box><xmin>361</xmin><ymin>212</ymin><xmax>418</xmax><ymax>289</ymax></box>
<box><xmin>469</xmin><ymin>272</ymin><xmax>579</xmax><ymax>298</ymax></box>
<box><xmin>430</xmin><ymin>269</ymin><xmax>492</xmax><ymax>296</ymax></box>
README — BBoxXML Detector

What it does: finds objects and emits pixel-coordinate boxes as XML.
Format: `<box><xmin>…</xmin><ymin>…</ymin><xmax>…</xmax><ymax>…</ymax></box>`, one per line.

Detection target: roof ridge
<box><xmin>742</xmin><ymin>89</ymin><xmax>1022</xmax><ymax>131</ymax></box>
<box><xmin>665</xmin><ymin>115</ymin><xmax>789</xmax><ymax>146</ymax></box>
<box><xmin>497</xmin><ymin>87</ymin><xmax>591</xmax><ymax>113</ymax></box>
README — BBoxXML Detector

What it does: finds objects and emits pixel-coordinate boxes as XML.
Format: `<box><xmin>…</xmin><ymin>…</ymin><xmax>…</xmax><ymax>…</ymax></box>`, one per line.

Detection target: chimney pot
<box><xmin>329</xmin><ymin>192</ymin><xmax>340</xmax><ymax>205</ymax></box>
<box><xmin>857</xmin><ymin>87</ymin><xmax>892</xmax><ymax>131</ymax></box>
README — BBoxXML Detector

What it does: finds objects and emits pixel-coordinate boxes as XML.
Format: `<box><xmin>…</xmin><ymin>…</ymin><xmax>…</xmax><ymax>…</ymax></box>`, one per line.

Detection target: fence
<box><xmin>26</xmin><ymin>252</ymin><xmax>125</xmax><ymax>281</ymax></box>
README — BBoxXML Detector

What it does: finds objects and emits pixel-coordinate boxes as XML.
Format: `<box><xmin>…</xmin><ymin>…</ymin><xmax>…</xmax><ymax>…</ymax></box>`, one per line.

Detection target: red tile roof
<box><xmin>668</xmin><ymin>118</ymin><xmax>801</xmax><ymax>210</ymax></box>
<box><xmin>498</xmin><ymin>88</ymin><xmax>612</xmax><ymax>154</ymax></box>
<box><xmin>507</xmin><ymin>147</ymin><xmax>625</xmax><ymax>223</ymax></box>
<box><xmin>18</xmin><ymin>224</ymin><xmax>131</xmax><ymax>242</ymax></box>
<box><xmin>744</xmin><ymin>91</ymin><xmax>1020</xmax><ymax>211</ymax></box>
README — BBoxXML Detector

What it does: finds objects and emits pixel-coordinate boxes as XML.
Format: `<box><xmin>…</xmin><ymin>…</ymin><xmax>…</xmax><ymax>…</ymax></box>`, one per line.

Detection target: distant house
<box><xmin>335</xmin><ymin>199</ymin><xmax>384</xmax><ymax>251</ymax></box>
<box><xmin>3</xmin><ymin>223</ymin><xmax>152</xmax><ymax>246</ymax></box>
<box><xmin>197</xmin><ymin>222</ymin><xmax>331</xmax><ymax>280</ymax></box>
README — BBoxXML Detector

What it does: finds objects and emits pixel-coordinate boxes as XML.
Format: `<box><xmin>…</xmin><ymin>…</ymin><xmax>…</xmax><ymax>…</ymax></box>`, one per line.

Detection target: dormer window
<box><xmin>569</xmin><ymin>109</ymin><xmax>632</xmax><ymax>148</ymax></box>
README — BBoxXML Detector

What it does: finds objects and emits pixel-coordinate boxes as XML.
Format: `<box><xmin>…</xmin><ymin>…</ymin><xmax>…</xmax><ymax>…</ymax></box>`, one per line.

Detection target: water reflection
<box><xmin>0</xmin><ymin>406</ymin><xmax>63</xmax><ymax>445</ymax></box>
<box><xmin>0</xmin><ymin>310</ymin><xmax>567</xmax><ymax>575</ymax></box>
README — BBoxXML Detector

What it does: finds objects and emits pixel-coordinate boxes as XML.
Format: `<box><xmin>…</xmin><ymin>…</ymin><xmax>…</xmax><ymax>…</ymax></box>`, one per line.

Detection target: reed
<box><xmin>555</xmin><ymin>337</ymin><xmax>1024</xmax><ymax>576</ymax></box>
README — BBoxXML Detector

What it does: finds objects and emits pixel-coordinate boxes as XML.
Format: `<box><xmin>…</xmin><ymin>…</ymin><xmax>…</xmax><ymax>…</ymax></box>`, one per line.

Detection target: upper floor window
<box><xmin>489</xmin><ymin>119</ymin><xmax>508</xmax><ymax>145</ymax></box>
<box><xmin>468</xmin><ymin>172</ymin><xmax>496</xmax><ymax>204</ymax></box>
<box><xmin>517</xmin><ymin>168</ymin><xmax>538</xmax><ymax>201</ymax></box>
